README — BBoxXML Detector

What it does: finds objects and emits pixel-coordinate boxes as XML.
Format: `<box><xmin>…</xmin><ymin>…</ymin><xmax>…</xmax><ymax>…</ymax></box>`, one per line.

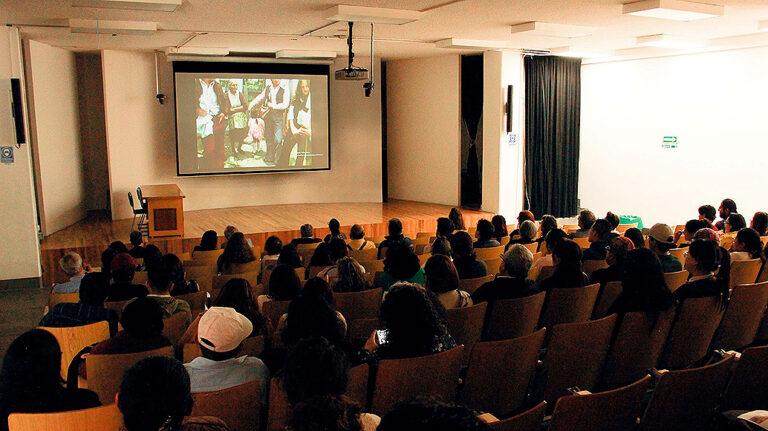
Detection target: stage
<box><xmin>40</xmin><ymin>200</ymin><xmax>493</xmax><ymax>286</ymax></box>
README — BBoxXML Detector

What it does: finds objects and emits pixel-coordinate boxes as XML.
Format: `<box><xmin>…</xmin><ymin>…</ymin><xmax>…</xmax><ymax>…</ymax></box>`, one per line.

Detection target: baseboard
<box><xmin>0</xmin><ymin>277</ymin><xmax>43</xmax><ymax>290</ymax></box>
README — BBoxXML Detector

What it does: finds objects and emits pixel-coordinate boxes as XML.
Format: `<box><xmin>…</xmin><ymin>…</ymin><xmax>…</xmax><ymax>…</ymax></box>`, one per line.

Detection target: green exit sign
<box><xmin>662</xmin><ymin>136</ymin><xmax>678</xmax><ymax>149</ymax></box>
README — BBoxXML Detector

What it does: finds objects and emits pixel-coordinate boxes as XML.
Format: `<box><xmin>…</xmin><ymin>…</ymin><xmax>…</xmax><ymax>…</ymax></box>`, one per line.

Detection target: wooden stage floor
<box><xmin>40</xmin><ymin>200</ymin><xmax>493</xmax><ymax>285</ymax></box>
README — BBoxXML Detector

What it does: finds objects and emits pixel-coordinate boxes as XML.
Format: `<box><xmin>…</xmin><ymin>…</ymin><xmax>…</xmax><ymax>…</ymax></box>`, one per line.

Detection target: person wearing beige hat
<box><xmin>183</xmin><ymin>307</ymin><xmax>269</xmax><ymax>396</ymax></box>
<box><xmin>647</xmin><ymin>223</ymin><xmax>683</xmax><ymax>273</ymax></box>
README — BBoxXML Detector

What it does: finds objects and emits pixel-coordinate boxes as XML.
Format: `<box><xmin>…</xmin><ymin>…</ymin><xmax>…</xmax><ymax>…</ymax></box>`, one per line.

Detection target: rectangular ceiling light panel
<box><xmin>510</xmin><ymin>21</ymin><xmax>596</xmax><ymax>38</ymax></box>
<box><xmin>165</xmin><ymin>47</ymin><xmax>230</xmax><ymax>56</ymax></box>
<box><xmin>69</xmin><ymin>19</ymin><xmax>158</xmax><ymax>35</ymax></box>
<box><xmin>636</xmin><ymin>34</ymin><xmax>703</xmax><ymax>49</ymax></box>
<box><xmin>72</xmin><ymin>0</ymin><xmax>181</xmax><ymax>12</ymax></box>
<box><xmin>275</xmin><ymin>50</ymin><xmax>338</xmax><ymax>59</ymax></box>
<box><xmin>623</xmin><ymin>0</ymin><xmax>724</xmax><ymax>21</ymax></box>
<box><xmin>324</xmin><ymin>5</ymin><xmax>422</xmax><ymax>25</ymax></box>
<box><xmin>435</xmin><ymin>38</ymin><xmax>509</xmax><ymax>49</ymax></box>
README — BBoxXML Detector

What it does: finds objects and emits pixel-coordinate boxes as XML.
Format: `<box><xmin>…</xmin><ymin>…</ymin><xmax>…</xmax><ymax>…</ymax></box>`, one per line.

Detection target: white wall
<box><xmin>386</xmin><ymin>55</ymin><xmax>460</xmax><ymax>206</ymax></box>
<box><xmin>580</xmin><ymin>47</ymin><xmax>768</xmax><ymax>227</ymax></box>
<box><xmin>102</xmin><ymin>51</ymin><xmax>382</xmax><ymax>221</ymax></box>
<box><xmin>25</xmin><ymin>40</ymin><xmax>86</xmax><ymax>234</ymax></box>
<box><xmin>0</xmin><ymin>28</ymin><xmax>42</xmax><ymax>280</ymax></box>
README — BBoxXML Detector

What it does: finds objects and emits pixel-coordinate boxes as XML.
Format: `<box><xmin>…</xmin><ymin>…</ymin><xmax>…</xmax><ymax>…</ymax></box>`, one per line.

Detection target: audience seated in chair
<box><xmin>258</xmin><ymin>264</ymin><xmax>302</xmax><ymax>312</ymax></box>
<box><xmin>147</xmin><ymin>259</ymin><xmax>192</xmax><ymax>324</ymax></box>
<box><xmin>648</xmin><ymin>223</ymin><xmax>684</xmax><ymax>273</ymax></box>
<box><xmin>376</xmin><ymin>243</ymin><xmax>426</xmax><ymax>293</ymax></box>
<box><xmin>450</xmin><ymin>232</ymin><xmax>487</xmax><ymax>280</ymax></box>
<box><xmin>127</xmin><ymin>231</ymin><xmax>146</xmax><ymax>260</ymax></box>
<box><xmin>675</xmin><ymin>239</ymin><xmax>730</xmax><ymax>307</ymax></box>
<box><xmin>277</xmin><ymin>243</ymin><xmax>304</xmax><ymax>269</ymax></box>
<box><xmin>722</xmin><ymin>213</ymin><xmax>746</xmax><ymax>251</ymax></box>
<box><xmin>449</xmin><ymin>207</ymin><xmax>467</xmax><ymax>232</ymax></box>
<box><xmin>425</xmin><ymin>255</ymin><xmax>472</xmax><ymax>310</ymax></box>
<box><xmin>608</xmin><ymin>247</ymin><xmax>675</xmax><ymax>317</ymax></box>
<box><xmin>538</xmin><ymin>240</ymin><xmax>588</xmax><ymax>291</ymax></box>
<box><xmin>473</xmin><ymin>219</ymin><xmax>500</xmax><ymax>249</ymax></box>
<box><xmin>347</xmin><ymin>224</ymin><xmax>376</xmax><ymax>251</ymax></box>
<box><xmin>142</xmin><ymin>244</ymin><xmax>163</xmax><ymax>272</ymax></box>
<box><xmin>491</xmin><ymin>215</ymin><xmax>508</xmax><ymax>243</ymax></box>
<box><xmin>623</xmin><ymin>227</ymin><xmax>645</xmax><ymax>249</ymax></box>
<box><xmin>699</xmin><ymin>204</ymin><xmax>717</xmax><ymax>228</ymax></box>
<box><xmin>750</xmin><ymin>211</ymin><xmax>768</xmax><ymax>237</ymax></box>
<box><xmin>430</xmin><ymin>237</ymin><xmax>452</xmax><ymax>257</ymax></box>
<box><xmin>52</xmin><ymin>252</ymin><xmax>90</xmax><ymax>294</ymax></box>
<box><xmin>569</xmin><ymin>209</ymin><xmax>596</xmax><ymax>239</ymax></box>
<box><xmin>217</xmin><ymin>232</ymin><xmax>256</xmax><ymax>275</ymax></box>
<box><xmin>582</xmin><ymin>219</ymin><xmax>612</xmax><ymax>261</ymax></box>
<box><xmin>290</xmin><ymin>224</ymin><xmax>323</xmax><ymax>246</ymax></box>
<box><xmin>507</xmin><ymin>219</ymin><xmax>537</xmax><ymax>250</ymax></box>
<box><xmin>589</xmin><ymin>236</ymin><xmax>634</xmax><ymax>287</ymax></box>
<box><xmin>731</xmin><ymin>228</ymin><xmax>765</xmax><ymax>261</ymax></box>
<box><xmin>536</xmin><ymin>215</ymin><xmax>558</xmax><ymax>253</ymax></box>
<box><xmin>194</xmin><ymin>230</ymin><xmax>219</xmax><ymax>253</ymax></box>
<box><xmin>674</xmin><ymin>219</ymin><xmax>708</xmax><ymax>248</ymax></box>
<box><xmin>184</xmin><ymin>307</ymin><xmax>269</xmax><ymax>396</ymax></box>
<box><xmin>119</xmin><ymin>356</ymin><xmax>229</xmax><ymax>431</ymax></box>
<box><xmin>530</xmin><ymin>229</ymin><xmax>568</xmax><ymax>280</ymax></box>
<box><xmin>109</xmin><ymin>241</ymin><xmax>128</xmax><ymax>254</ymax></box>
<box><xmin>221</xmin><ymin>225</ymin><xmax>253</xmax><ymax>249</ymax></box>
<box><xmin>473</xmin><ymin>243</ymin><xmax>538</xmax><ymax>306</ymax></box>
<box><xmin>166</xmin><ymin>254</ymin><xmax>200</xmax><ymax>296</ymax></box>
<box><xmin>41</xmin><ymin>272</ymin><xmax>118</xmax><ymax>334</ymax></box>
<box><xmin>319</xmin><ymin>239</ymin><xmax>365</xmax><ymax>285</ymax></box>
<box><xmin>0</xmin><ymin>329</ymin><xmax>100</xmax><ymax>431</ymax></box>
<box><xmin>377</xmin><ymin>398</ymin><xmax>492</xmax><ymax>431</ymax></box>
<box><xmin>106</xmin><ymin>253</ymin><xmax>149</xmax><ymax>302</ymax></box>
<box><xmin>378</xmin><ymin>218</ymin><xmax>414</xmax><ymax>259</ymax></box>
<box><xmin>323</xmin><ymin>218</ymin><xmax>348</xmax><ymax>243</ymax></box>
<box><xmin>604</xmin><ymin>211</ymin><xmax>621</xmax><ymax>239</ymax></box>
<box><xmin>716</xmin><ymin>198</ymin><xmax>738</xmax><ymax>231</ymax></box>
<box><xmin>425</xmin><ymin>217</ymin><xmax>455</xmax><ymax>254</ymax></box>
<box><xmin>331</xmin><ymin>256</ymin><xmax>370</xmax><ymax>293</ymax></box>
<box><xmin>280</xmin><ymin>278</ymin><xmax>348</xmax><ymax>347</ymax></box>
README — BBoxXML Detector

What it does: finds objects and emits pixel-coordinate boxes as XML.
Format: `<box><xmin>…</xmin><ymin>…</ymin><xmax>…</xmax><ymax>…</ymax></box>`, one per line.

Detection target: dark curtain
<box><xmin>461</xmin><ymin>55</ymin><xmax>483</xmax><ymax>207</ymax></box>
<box><xmin>524</xmin><ymin>56</ymin><xmax>581</xmax><ymax>218</ymax></box>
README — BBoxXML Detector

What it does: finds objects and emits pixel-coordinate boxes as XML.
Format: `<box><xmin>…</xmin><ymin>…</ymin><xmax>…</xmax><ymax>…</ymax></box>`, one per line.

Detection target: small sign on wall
<box><xmin>662</xmin><ymin>136</ymin><xmax>678</xmax><ymax>149</ymax></box>
<box><xmin>1</xmin><ymin>147</ymin><xmax>14</xmax><ymax>164</ymax></box>
<box><xmin>508</xmin><ymin>132</ymin><xmax>517</xmax><ymax>146</ymax></box>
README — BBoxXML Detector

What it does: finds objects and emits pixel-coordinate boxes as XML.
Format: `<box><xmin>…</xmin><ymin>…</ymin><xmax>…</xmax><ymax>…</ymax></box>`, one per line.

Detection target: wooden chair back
<box><xmin>541</xmin><ymin>314</ymin><xmax>617</xmax><ymax>403</ymax></box>
<box><xmin>539</xmin><ymin>283</ymin><xmax>601</xmax><ymax>330</ymax></box>
<box><xmin>617</xmin><ymin>223</ymin><xmax>637</xmax><ymax>233</ymax></box>
<box><xmin>561</xmin><ymin>224</ymin><xmax>579</xmax><ymax>232</ymax></box>
<box><xmin>266</xmin><ymin>378</ymin><xmax>291</xmax><ymax>431</ymax></box>
<box><xmin>484</xmin><ymin>291</ymin><xmax>546</xmax><ymax>341</ymax></box>
<box><xmin>715</xmin><ymin>281</ymin><xmax>768</xmax><ymax>350</ymax></box>
<box><xmin>349</xmin><ymin>247</ymin><xmax>378</xmax><ymax>262</ymax></box>
<box><xmin>418</xmin><ymin>253</ymin><xmax>430</xmax><ymax>266</ymax></box>
<box><xmin>416</xmin><ymin>231</ymin><xmax>432</xmax><ymax>238</ymax></box>
<box><xmin>334</xmin><ymin>288</ymin><xmax>382</xmax><ymax>321</ymax></box>
<box><xmin>183</xmin><ymin>335</ymin><xmax>265</xmax><ymax>363</ymax></box>
<box><xmin>161</xmin><ymin>312</ymin><xmax>189</xmax><ymax>346</ymax></box>
<box><xmin>593</xmin><ymin>281</ymin><xmax>623</xmax><ymax>319</ymax></box>
<box><xmin>86</xmin><ymin>346</ymin><xmax>173</xmax><ymax>404</ymax></box>
<box><xmin>572</xmin><ymin>237</ymin><xmax>590</xmax><ymax>249</ymax></box>
<box><xmin>306</xmin><ymin>265</ymin><xmax>329</xmax><ymax>279</ymax></box>
<box><xmin>358</xmin><ymin>259</ymin><xmax>385</xmax><ymax>274</ymax></box>
<box><xmin>458</xmin><ymin>275</ymin><xmax>494</xmax><ymax>295</ymax></box>
<box><xmin>174</xmin><ymin>290</ymin><xmax>207</xmax><ymax>313</ymax></box>
<box><xmin>445</xmin><ymin>302</ymin><xmax>488</xmax><ymax>365</ymax></box>
<box><xmin>227</xmin><ymin>261</ymin><xmax>260</xmax><ymax>275</ymax></box>
<box><xmin>500</xmin><ymin>236</ymin><xmax>510</xmax><ymax>246</ymax></box>
<box><xmin>639</xmin><ymin>355</ymin><xmax>734</xmax><ymax>431</ymax></box>
<box><xmin>463</xmin><ymin>329</ymin><xmax>546</xmax><ymax>416</ymax></box>
<box><xmin>658</xmin><ymin>296</ymin><xmax>725</xmax><ymax>369</ymax></box>
<box><xmin>487</xmin><ymin>401</ymin><xmax>546</xmax><ymax>431</ymax></box>
<box><xmin>39</xmin><ymin>321</ymin><xmax>110</xmax><ymax>379</ymax></box>
<box><xmin>523</xmin><ymin>243</ymin><xmax>539</xmax><ymax>254</ymax></box>
<box><xmin>347</xmin><ymin>318</ymin><xmax>379</xmax><ymax>344</ymax></box>
<box><xmin>730</xmin><ymin>258</ymin><xmax>762</xmax><ymax>289</ymax></box>
<box><xmin>191</xmin><ymin>379</ymin><xmax>261</xmax><ymax>431</ymax></box>
<box><xmin>535</xmin><ymin>266</ymin><xmax>556</xmax><ymax>284</ymax></box>
<box><xmin>8</xmin><ymin>404</ymin><xmax>122</xmax><ymax>431</ymax></box>
<box><xmin>132</xmin><ymin>271</ymin><xmax>148</xmax><ymax>285</ymax></box>
<box><xmin>212</xmin><ymin>271</ymin><xmax>259</xmax><ymax>296</ymax></box>
<box><xmin>104</xmin><ymin>300</ymin><xmax>130</xmax><ymax>320</ymax></box>
<box><xmin>722</xmin><ymin>345</ymin><xmax>768</xmax><ymax>411</ymax></box>
<box><xmin>582</xmin><ymin>260</ymin><xmax>608</xmax><ymax>277</ymax></box>
<box><xmin>191</xmin><ymin>249</ymin><xmax>223</xmax><ymax>264</ymax></box>
<box><xmin>346</xmin><ymin>363</ymin><xmax>369</xmax><ymax>408</ymax></box>
<box><xmin>367</xmin><ymin>236</ymin><xmax>386</xmax><ymax>247</ymax></box>
<box><xmin>663</xmin><ymin>270</ymin><xmax>689</xmax><ymax>292</ymax></box>
<box><xmin>482</xmin><ymin>258</ymin><xmax>502</xmax><ymax>275</ymax></box>
<box><xmin>262</xmin><ymin>300</ymin><xmax>291</xmax><ymax>329</ymax></box>
<box><xmin>668</xmin><ymin>248</ymin><xmax>687</xmax><ymax>265</ymax></box>
<box><xmin>48</xmin><ymin>292</ymin><xmax>80</xmax><ymax>311</ymax></box>
<box><xmin>549</xmin><ymin>375</ymin><xmax>651</xmax><ymax>431</ymax></box>
<box><xmin>475</xmin><ymin>246</ymin><xmax>505</xmax><ymax>261</ymax></box>
<box><xmin>758</xmin><ymin>261</ymin><xmax>768</xmax><ymax>284</ymax></box>
<box><xmin>370</xmin><ymin>346</ymin><xmax>465</xmax><ymax>415</ymax></box>
<box><xmin>297</xmin><ymin>247</ymin><xmax>318</xmax><ymax>268</ymax></box>
<box><xmin>183</xmin><ymin>264</ymin><xmax>216</xmax><ymax>293</ymax></box>
<box><xmin>602</xmin><ymin>310</ymin><xmax>675</xmax><ymax>388</ymax></box>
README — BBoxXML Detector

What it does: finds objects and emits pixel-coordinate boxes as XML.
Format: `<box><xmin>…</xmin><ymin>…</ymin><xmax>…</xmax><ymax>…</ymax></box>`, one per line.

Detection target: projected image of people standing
<box><xmin>249</xmin><ymin>78</ymin><xmax>289</xmax><ymax>165</ymax></box>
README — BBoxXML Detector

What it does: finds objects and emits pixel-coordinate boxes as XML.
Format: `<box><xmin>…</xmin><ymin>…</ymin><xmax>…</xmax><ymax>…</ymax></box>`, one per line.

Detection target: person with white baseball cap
<box><xmin>647</xmin><ymin>223</ymin><xmax>683</xmax><ymax>273</ymax></box>
<box><xmin>183</xmin><ymin>307</ymin><xmax>269</xmax><ymax>396</ymax></box>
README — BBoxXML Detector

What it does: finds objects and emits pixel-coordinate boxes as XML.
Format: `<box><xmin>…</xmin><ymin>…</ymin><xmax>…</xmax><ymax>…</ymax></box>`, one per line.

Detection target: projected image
<box><xmin>195</xmin><ymin>78</ymin><xmax>316</xmax><ymax>170</ymax></box>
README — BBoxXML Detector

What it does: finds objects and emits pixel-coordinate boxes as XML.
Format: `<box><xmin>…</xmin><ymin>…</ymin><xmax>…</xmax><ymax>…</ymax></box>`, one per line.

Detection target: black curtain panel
<box><xmin>524</xmin><ymin>56</ymin><xmax>581</xmax><ymax>218</ymax></box>
<box><xmin>461</xmin><ymin>55</ymin><xmax>483</xmax><ymax>208</ymax></box>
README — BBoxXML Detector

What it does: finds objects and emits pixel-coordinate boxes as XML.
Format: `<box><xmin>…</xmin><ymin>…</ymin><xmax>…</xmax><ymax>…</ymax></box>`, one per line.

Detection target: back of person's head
<box><xmin>476</xmin><ymin>219</ymin><xmax>495</xmax><ymax>242</ymax></box>
<box><xmin>721</xmin><ymin>198</ymin><xmax>738</xmax><ymax>215</ymax></box>
<box><xmin>545</xmin><ymin>229</ymin><xmax>568</xmax><ymax>253</ymax></box>
<box><xmin>282</xmin><ymin>285</ymin><xmax>343</xmax><ymax>347</ymax></box>
<box><xmin>693</xmin><ymin>228</ymin><xmax>719</xmax><ymax>241</ymax></box>
<box><xmin>436</xmin><ymin>217</ymin><xmax>455</xmax><ymax>237</ymax></box>
<box><xmin>59</xmin><ymin>251</ymin><xmax>83</xmax><ymax>277</ymax></box>
<box><xmin>129</xmin><ymin>231</ymin><xmax>143</xmax><ymax>247</ymax></box>
<box><xmin>605</xmin><ymin>212</ymin><xmax>620</xmax><ymax>230</ymax></box>
<box><xmin>328</xmin><ymin>238</ymin><xmax>348</xmax><ymax>262</ymax></box>
<box><xmin>450</xmin><ymin>231</ymin><xmax>475</xmax><ymax>259</ymax></box>
<box><xmin>278</xmin><ymin>244</ymin><xmax>303</xmax><ymax>268</ymax></box>
<box><xmin>147</xmin><ymin>256</ymin><xmax>173</xmax><ymax>292</ymax></box>
<box><xmin>328</xmin><ymin>218</ymin><xmax>341</xmax><ymax>235</ymax></box>
<box><xmin>384</xmin><ymin>242</ymin><xmax>421</xmax><ymax>280</ymax></box>
<box><xmin>300</xmin><ymin>224</ymin><xmax>314</xmax><ymax>238</ymax></box>
<box><xmin>221</xmin><ymin>232</ymin><xmax>255</xmax><ymax>266</ymax></box>
<box><xmin>350</xmin><ymin>224</ymin><xmax>365</xmax><ymax>240</ymax></box>
<box><xmin>0</xmin><ymin>329</ymin><xmax>63</xmax><ymax>408</ymax></box>
<box><xmin>648</xmin><ymin>223</ymin><xmax>676</xmax><ymax>253</ymax></box>
<box><xmin>685</xmin><ymin>219</ymin><xmax>707</xmax><ymax>235</ymax></box>
<box><xmin>519</xmin><ymin>220</ymin><xmax>537</xmax><ymax>241</ymax></box>
<box><xmin>197</xmin><ymin>307</ymin><xmax>253</xmax><ymax>360</ymax></box>
<box><xmin>424</xmin><ymin>255</ymin><xmax>460</xmax><ymax>294</ymax></box>
<box><xmin>143</xmin><ymin>245</ymin><xmax>163</xmax><ymax>272</ymax></box>
<box><xmin>388</xmin><ymin>218</ymin><xmax>403</xmax><ymax>236</ymax></box>
<box><xmin>110</xmin><ymin>241</ymin><xmax>128</xmax><ymax>253</ymax></box>
<box><xmin>121</xmin><ymin>297</ymin><xmax>164</xmax><ymax>338</ymax></box>
<box><xmin>378</xmin><ymin>398</ymin><xmax>493</xmax><ymax>431</ymax></box>
<box><xmin>607</xmin><ymin>236</ymin><xmax>635</xmax><ymax>267</ymax></box>
<box><xmin>491</xmin><ymin>215</ymin><xmax>507</xmax><ymax>238</ymax></box>
<box><xmin>553</xmin><ymin>239</ymin><xmax>583</xmax><ymax>277</ymax></box>
<box><xmin>333</xmin><ymin>257</ymin><xmax>368</xmax><ymax>293</ymax></box>
<box><xmin>269</xmin><ymin>264</ymin><xmax>302</xmax><ymax>300</ymax></box>
<box><xmin>430</xmin><ymin>237</ymin><xmax>451</xmax><ymax>257</ymax></box>
<box><xmin>621</xmin><ymin>248</ymin><xmax>672</xmax><ymax>310</ymax></box>
<box><xmin>118</xmin><ymin>356</ymin><xmax>192</xmax><ymax>431</ymax></box>
<box><xmin>101</xmin><ymin>247</ymin><xmax>119</xmax><ymax>275</ymax></box>
<box><xmin>590</xmin><ymin>219</ymin><xmax>612</xmax><ymax>241</ymax></box>
<box><xmin>517</xmin><ymin>210</ymin><xmax>534</xmax><ymax>225</ymax></box>
<box><xmin>540</xmin><ymin>215</ymin><xmax>557</xmax><ymax>236</ymax></box>
<box><xmin>264</xmin><ymin>235</ymin><xmax>283</xmax><ymax>256</ymax></box>
<box><xmin>111</xmin><ymin>253</ymin><xmax>137</xmax><ymax>283</ymax></box>
<box><xmin>727</xmin><ymin>213</ymin><xmax>747</xmax><ymax>232</ymax></box>
<box><xmin>303</xmin><ymin>277</ymin><xmax>335</xmax><ymax>306</ymax></box>
<box><xmin>214</xmin><ymin>278</ymin><xmax>260</xmax><ymax>319</ymax></box>
<box><xmin>162</xmin><ymin>254</ymin><xmax>185</xmax><ymax>287</ymax></box>
<box><xmin>449</xmin><ymin>208</ymin><xmax>466</xmax><ymax>231</ymax></box>
<box><xmin>688</xmin><ymin>239</ymin><xmax>721</xmax><ymax>273</ymax></box>
<box><xmin>223</xmin><ymin>225</ymin><xmax>238</xmax><ymax>241</ymax></box>
<box><xmin>308</xmin><ymin>242</ymin><xmax>333</xmax><ymax>267</ymax></box>
<box><xmin>78</xmin><ymin>272</ymin><xmax>109</xmax><ymax>307</ymax></box>
<box><xmin>751</xmin><ymin>212</ymin><xmax>768</xmax><ymax>236</ymax></box>
<box><xmin>199</xmin><ymin>230</ymin><xmax>218</xmax><ymax>250</ymax></box>
<box><xmin>380</xmin><ymin>283</ymin><xmax>446</xmax><ymax>358</ymax></box>
<box><xmin>501</xmin><ymin>244</ymin><xmax>533</xmax><ymax>278</ymax></box>
<box><xmin>735</xmin><ymin>228</ymin><xmax>764</xmax><ymax>260</ymax></box>
<box><xmin>283</xmin><ymin>336</ymin><xmax>349</xmax><ymax>406</ymax></box>
<box><xmin>624</xmin><ymin>228</ymin><xmax>645</xmax><ymax>249</ymax></box>
<box><xmin>578</xmin><ymin>209</ymin><xmax>596</xmax><ymax>230</ymax></box>
<box><xmin>699</xmin><ymin>205</ymin><xmax>717</xmax><ymax>222</ymax></box>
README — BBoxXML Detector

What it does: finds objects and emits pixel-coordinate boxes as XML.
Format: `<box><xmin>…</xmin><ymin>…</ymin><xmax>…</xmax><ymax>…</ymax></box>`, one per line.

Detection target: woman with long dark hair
<box><xmin>376</xmin><ymin>243</ymin><xmax>425</xmax><ymax>292</ymax></box>
<box><xmin>449</xmin><ymin>207</ymin><xmax>466</xmax><ymax>231</ymax></box>
<box><xmin>214</xmin><ymin>278</ymin><xmax>270</xmax><ymax>337</ymax></box>
<box><xmin>538</xmin><ymin>239</ymin><xmax>588</xmax><ymax>291</ymax></box>
<box><xmin>332</xmin><ymin>257</ymin><xmax>370</xmax><ymax>293</ymax></box>
<box><xmin>609</xmin><ymin>248</ymin><xmax>674</xmax><ymax>315</ymax></box>
<box><xmin>165</xmin><ymin>254</ymin><xmax>199</xmax><ymax>295</ymax></box>
<box><xmin>193</xmin><ymin>230</ymin><xmax>218</xmax><ymax>253</ymax></box>
<box><xmin>731</xmin><ymin>228</ymin><xmax>765</xmax><ymax>262</ymax></box>
<box><xmin>675</xmin><ymin>239</ymin><xmax>730</xmax><ymax>308</ymax></box>
<box><xmin>750</xmin><ymin>211</ymin><xmax>768</xmax><ymax>236</ymax></box>
<box><xmin>491</xmin><ymin>215</ymin><xmax>508</xmax><ymax>243</ymax></box>
<box><xmin>279</xmin><ymin>79</ymin><xmax>312</xmax><ymax>167</ymax></box>
<box><xmin>216</xmin><ymin>232</ymin><xmax>256</xmax><ymax>274</ymax></box>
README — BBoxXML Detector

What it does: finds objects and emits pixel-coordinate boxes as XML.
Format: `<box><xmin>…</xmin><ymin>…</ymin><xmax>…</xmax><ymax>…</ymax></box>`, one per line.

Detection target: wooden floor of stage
<box><xmin>40</xmin><ymin>200</ymin><xmax>493</xmax><ymax>285</ymax></box>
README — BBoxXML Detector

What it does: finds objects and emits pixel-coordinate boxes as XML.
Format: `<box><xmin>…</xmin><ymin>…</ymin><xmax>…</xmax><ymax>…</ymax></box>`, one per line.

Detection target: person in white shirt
<box><xmin>52</xmin><ymin>252</ymin><xmax>90</xmax><ymax>293</ymax></box>
<box><xmin>196</xmin><ymin>78</ymin><xmax>226</xmax><ymax>170</ymax></box>
<box><xmin>248</xmin><ymin>79</ymin><xmax>290</xmax><ymax>164</ymax></box>
<box><xmin>184</xmin><ymin>307</ymin><xmax>269</xmax><ymax>398</ymax></box>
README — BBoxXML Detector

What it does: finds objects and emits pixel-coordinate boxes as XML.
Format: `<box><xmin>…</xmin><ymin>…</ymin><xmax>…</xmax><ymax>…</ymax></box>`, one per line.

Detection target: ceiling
<box><xmin>2</xmin><ymin>0</ymin><xmax>768</xmax><ymax>62</ymax></box>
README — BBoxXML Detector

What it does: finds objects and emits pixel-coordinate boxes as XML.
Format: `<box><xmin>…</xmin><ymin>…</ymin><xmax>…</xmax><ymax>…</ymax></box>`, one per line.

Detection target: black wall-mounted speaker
<box><xmin>10</xmin><ymin>78</ymin><xmax>25</xmax><ymax>145</ymax></box>
<box><xmin>506</xmin><ymin>85</ymin><xmax>513</xmax><ymax>133</ymax></box>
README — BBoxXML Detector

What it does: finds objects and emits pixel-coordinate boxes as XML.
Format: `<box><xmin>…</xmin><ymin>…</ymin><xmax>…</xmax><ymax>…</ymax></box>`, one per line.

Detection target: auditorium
<box><xmin>1</xmin><ymin>1</ymin><xmax>768</xmax><ymax>430</ymax></box>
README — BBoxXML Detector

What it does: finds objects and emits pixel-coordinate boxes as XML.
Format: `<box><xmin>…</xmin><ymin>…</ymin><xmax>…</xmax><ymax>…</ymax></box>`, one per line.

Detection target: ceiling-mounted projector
<box><xmin>335</xmin><ymin>21</ymin><xmax>371</xmax><ymax>82</ymax></box>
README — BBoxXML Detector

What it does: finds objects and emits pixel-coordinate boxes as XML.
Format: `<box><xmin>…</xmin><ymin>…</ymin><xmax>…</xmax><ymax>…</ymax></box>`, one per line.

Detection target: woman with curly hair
<box><xmin>216</xmin><ymin>232</ymin><xmax>256</xmax><ymax>274</ymax></box>
<box><xmin>449</xmin><ymin>207</ymin><xmax>466</xmax><ymax>231</ymax></box>
<box><xmin>375</xmin><ymin>243</ymin><xmax>425</xmax><ymax>292</ymax></box>
<box><xmin>332</xmin><ymin>257</ymin><xmax>369</xmax><ymax>293</ymax></box>
<box><xmin>491</xmin><ymin>214</ymin><xmax>508</xmax><ymax>243</ymax></box>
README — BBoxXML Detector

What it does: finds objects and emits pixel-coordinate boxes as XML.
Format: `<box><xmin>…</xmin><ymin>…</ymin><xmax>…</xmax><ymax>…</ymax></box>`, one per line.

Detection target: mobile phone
<box><xmin>376</xmin><ymin>329</ymin><xmax>389</xmax><ymax>345</ymax></box>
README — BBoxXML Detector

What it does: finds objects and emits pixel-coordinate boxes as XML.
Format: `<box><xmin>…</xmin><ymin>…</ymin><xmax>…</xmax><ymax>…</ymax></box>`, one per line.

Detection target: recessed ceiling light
<box><xmin>759</xmin><ymin>20</ymin><xmax>768</xmax><ymax>32</ymax></box>
<box><xmin>435</xmin><ymin>38</ymin><xmax>508</xmax><ymax>49</ymax></box>
<box><xmin>623</xmin><ymin>0</ymin><xmax>724</xmax><ymax>21</ymax></box>
<box><xmin>72</xmin><ymin>0</ymin><xmax>181</xmax><ymax>12</ymax></box>
<box><xmin>324</xmin><ymin>5</ymin><xmax>421</xmax><ymax>25</ymax></box>
<box><xmin>68</xmin><ymin>18</ymin><xmax>157</xmax><ymax>35</ymax></box>
<box><xmin>636</xmin><ymin>34</ymin><xmax>704</xmax><ymax>49</ymax></box>
<box><xmin>548</xmin><ymin>46</ymin><xmax>604</xmax><ymax>59</ymax></box>
<box><xmin>165</xmin><ymin>47</ymin><xmax>230</xmax><ymax>56</ymax></box>
<box><xmin>510</xmin><ymin>22</ymin><xmax>596</xmax><ymax>38</ymax></box>
<box><xmin>275</xmin><ymin>50</ymin><xmax>337</xmax><ymax>59</ymax></box>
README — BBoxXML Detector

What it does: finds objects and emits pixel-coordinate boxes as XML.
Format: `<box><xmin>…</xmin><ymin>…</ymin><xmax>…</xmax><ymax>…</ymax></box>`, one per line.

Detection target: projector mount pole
<box><xmin>364</xmin><ymin>22</ymin><xmax>374</xmax><ymax>97</ymax></box>
<box><xmin>347</xmin><ymin>21</ymin><xmax>354</xmax><ymax>70</ymax></box>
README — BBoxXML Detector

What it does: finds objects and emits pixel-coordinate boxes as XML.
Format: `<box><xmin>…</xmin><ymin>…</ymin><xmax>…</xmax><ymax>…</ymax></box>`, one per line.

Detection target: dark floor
<box><xmin>0</xmin><ymin>281</ymin><xmax>49</xmax><ymax>365</ymax></box>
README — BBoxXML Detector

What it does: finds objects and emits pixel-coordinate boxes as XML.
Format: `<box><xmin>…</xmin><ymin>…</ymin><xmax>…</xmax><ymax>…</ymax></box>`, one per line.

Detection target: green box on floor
<box><xmin>619</xmin><ymin>215</ymin><xmax>643</xmax><ymax>230</ymax></box>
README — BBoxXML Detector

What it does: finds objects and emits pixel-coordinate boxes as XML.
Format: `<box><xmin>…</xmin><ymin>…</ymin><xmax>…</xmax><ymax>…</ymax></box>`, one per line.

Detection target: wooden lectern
<box><xmin>140</xmin><ymin>184</ymin><xmax>185</xmax><ymax>238</ymax></box>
